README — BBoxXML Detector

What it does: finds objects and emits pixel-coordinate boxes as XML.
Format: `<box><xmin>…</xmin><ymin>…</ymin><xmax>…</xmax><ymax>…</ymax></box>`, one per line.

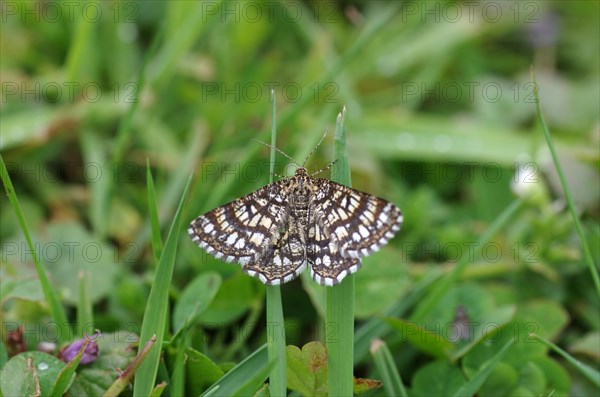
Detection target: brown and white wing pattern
<box><xmin>188</xmin><ymin>180</ymin><xmax>305</xmax><ymax>285</ymax></box>
<box><xmin>306</xmin><ymin>179</ymin><xmax>402</xmax><ymax>285</ymax></box>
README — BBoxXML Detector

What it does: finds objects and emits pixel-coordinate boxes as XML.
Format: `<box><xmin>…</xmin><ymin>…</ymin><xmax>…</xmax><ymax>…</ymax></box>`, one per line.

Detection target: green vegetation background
<box><xmin>1</xmin><ymin>1</ymin><xmax>598</xmax><ymax>396</ymax></box>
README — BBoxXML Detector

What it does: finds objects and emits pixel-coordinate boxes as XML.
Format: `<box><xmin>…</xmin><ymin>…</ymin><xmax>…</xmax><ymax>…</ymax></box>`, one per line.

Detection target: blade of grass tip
<box><xmin>64</xmin><ymin>7</ymin><xmax>94</xmax><ymax>82</ymax></box>
<box><xmin>530</xmin><ymin>68</ymin><xmax>600</xmax><ymax>297</ymax></box>
<box><xmin>531</xmin><ymin>334</ymin><xmax>600</xmax><ymax>388</ymax></box>
<box><xmin>147</xmin><ymin>159</ymin><xmax>164</xmax><ymax>263</ymax></box>
<box><xmin>411</xmin><ymin>198</ymin><xmax>525</xmax><ymax>322</ymax></box>
<box><xmin>133</xmin><ymin>174</ymin><xmax>193</xmax><ymax>397</ymax></box>
<box><xmin>327</xmin><ymin>106</ymin><xmax>355</xmax><ymax>397</ymax></box>
<box><xmin>452</xmin><ymin>340</ymin><xmax>514</xmax><ymax>397</ymax></box>
<box><xmin>370</xmin><ymin>339</ymin><xmax>408</xmax><ymax>397</ymax></box>
<box><xmin>266</xmin><ymin>89</ymin><xmax>286</xmax><ymax>397</ymax></box>
<box><xmin>149</xmin><ymin>382</ymin><xmax>167</xmax><ymax>397</ymax></box>
<box><xmin>77</xmin><ymin>271</ymin><xmax>93</xmax><ymax>337</ymax></box>
<box><xmin>0</xmin><ymin>155</ymin><xmax>71</xmax><ymax>342</ymax></box>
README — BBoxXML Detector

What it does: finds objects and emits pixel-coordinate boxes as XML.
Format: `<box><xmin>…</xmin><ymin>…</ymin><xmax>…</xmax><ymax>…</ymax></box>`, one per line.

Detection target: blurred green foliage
<box><xmin>1</xmin><ymin>1</ymin><xmax>598</xmax><ymax>396</ymax></box>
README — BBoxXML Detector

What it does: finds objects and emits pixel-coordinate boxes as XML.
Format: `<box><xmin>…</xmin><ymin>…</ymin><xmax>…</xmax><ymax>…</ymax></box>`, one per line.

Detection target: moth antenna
<box><xmin>310</xmin><ymin>159</ymin><xmax>338</xmax><ymax>177</ymax></box>
<box><xmin>251</xmin><ymin>138</ymin><xmax>301</xmax><ymax>168</ymax></box>
<box><xmin>302</xmin><ymin>130</ymin><xmax>328</xmax><ymax>168</ymax></box>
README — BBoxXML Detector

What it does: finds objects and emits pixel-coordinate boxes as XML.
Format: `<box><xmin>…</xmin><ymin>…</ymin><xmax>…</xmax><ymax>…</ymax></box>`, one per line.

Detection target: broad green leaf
<box><xmin>173</xmin><ymin>272</ymin><xmax>222</xmax><ymax>333</ymax></box>
<box><xmin>385</xmin><ymin>318</ymin><xmax>454</xmax><ymax>358</ymax></box>
<box><xmin>41</xmin><ymin>222</ymin><xmax>120</xmax><ymax>304</ymax></box>
<box><xmin>451</xmin><ymin>305</ymin><xmax>516</xmax><ymax>360</ymax></box>
<box><xmin>462</xmin><ymin>320</ymin><xmax>546</xmax><ymax>376</ymax></box>
<box><xmin>185</xmin><ymin>348</ymin><xmax>225</xmax><ymax>396</ymax></box>
<box><xmin>202</xmin><ymin>273</ymin><xmax>259</xmax><ymax>325</ymax></box>
<box><xmin>531</xmin><ymin>357</ymin><xmax>571</xmax><ymax>397</ymax></box>
<box><xmin>0</xmin><ymin>277</ymin><xmax>44</xmax><ymax>304</ymax></box>
<box><xmin>0</xmin><ymin>109</ymin><xmax>55</xmax><ymax>150</ymax></box>
<box><xmin>286</xmin><ymin>342</ymin><xmax>328</xmax><ymax>397</ymax></box>
<box><xmin>425</xmin><ymin>283</ymin><xmax>495</xmax><ymax>326</ymax></box>
<box><xmin>516</xmin><ymin>300</ymin><xmax>569</xmax><ymax>340</ymax></box>
<box><xmin>569</xmin><ymin>331</ymin><xmax>600</xmax><ymax>360</ymax></box>
<box><xmin>353</xmin><ymin>269</ymin><xmax>442</xmax><ymax>364</ymax></box>
<box><xmin>474</xmin><ymin>361</ymin><xmax>518</xmax><ymax>397</ymax></box>
<box><xmin>1</xmin><ymin>352</ymin><xmax>64</xmax><ymax>397</ymax></box>
<box><xmin>453</xmin><ymin>340</ymin><xmax>513</xmax><ymax>397</ymax></box>
<box><xmin>515</xmin><ymin>361</ymin><xmax>546</xmax><ymax>396</ymax></box>
<box><xmin>354</xmin><ymin>248</ymin><xmax>409</xmax><ymax>319</ymax></box>
<box><xmin>410</xmin><ymin>360</ymin><xmax>465</xmax><ymax>397</ymax></box>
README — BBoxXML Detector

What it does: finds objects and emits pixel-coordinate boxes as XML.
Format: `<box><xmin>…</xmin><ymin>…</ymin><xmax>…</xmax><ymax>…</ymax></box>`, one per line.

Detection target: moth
<box><xmin>189</xmin><ymin>139</ymin><xmax>402</xmax><ymax>286</ymax></box>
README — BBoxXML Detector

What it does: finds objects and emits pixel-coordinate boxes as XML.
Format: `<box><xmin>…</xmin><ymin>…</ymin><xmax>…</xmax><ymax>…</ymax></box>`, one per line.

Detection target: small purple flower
<box><xmin>60</xmin><ymin>332</ymin><xmax>100</xmax><ymax>364</ymax></box>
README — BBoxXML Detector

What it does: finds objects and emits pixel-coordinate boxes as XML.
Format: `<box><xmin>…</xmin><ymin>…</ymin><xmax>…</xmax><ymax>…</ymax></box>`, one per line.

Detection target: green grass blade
<box><xmin>76</xmin><ymin>271</ymin><xmax>93</xmax><ymax>337</ymax></box>
<box><xmin>0</xmin><ymin>155</ymin><xmax>71</xmax><ymax>342</ymax></box>
<box><xmin>411</xmin><ymin>198</ymin><xmax>526</xmax><ymax>322</ymax></box>
<box><xmin>266</xmin><ymin>89</ymin><xmax>287</xmax><ymax>396</ymax></box>
<box><xmin>370</xmin><ymin>339</ymin><xmax>407</xmax><ymax>397</ymax></box>
<box><xmin>133</xmin><ymin>132</ymin><xmax>205</xmax><ymax>258</ymax></box>
<box><xmin>133</xmin><ymin>173</ymin><xmax>193</xmax><ymax>396</ymax></box>
<box><xmin>326</xmin><ymin>107</ymin><xmax>355</xmax><ymax>396</ymax></box>
<box><xmin>147</xmin><ymin>160</ymin><xmax>164</xmax><ymax>263</ymax></box>
<box><xmin>452</xmin><ymin>340</ymin><xmax>514</xmax><ymax>397</ymax></box>
<box><xmin>531</xmin><ymin>68</ymin><xmax>600</xmax><ymax>297</ymax></box>
<box><xmin>111</xmin><ymin>20</ymin><xmax>165</xmax><ymax>166</ymax></box>
<box><xmin>80</xmin><ymin>130</ymin><xmax>110</xmax><ymax>238</ymax></box>
<box><xmin>532</xmin><ymin>334</ymin><xmax>600</xmax><ymax>387</ymax></box>
<box><xmin>64</xmin><ymin>6</ymin><xmax>94</xmax><ymax>82</ymax></box>
<box><xmin>48</xmin><ymin>338</ymin><xmax>91</xmax><ymax>397</ymax></box>
<box><xmin>202</xmin><ymin>344</ymin><xmax>272</xmax><ymax>397</ymax></box>
<box><xmin>170</xmin><ymin>331</ymin><xmax>191</xmax><ymax>397</ymax></box>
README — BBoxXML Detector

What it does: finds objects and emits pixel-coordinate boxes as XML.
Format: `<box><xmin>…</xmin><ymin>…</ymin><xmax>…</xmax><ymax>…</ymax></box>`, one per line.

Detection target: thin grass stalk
<box><xmin>531</xmin><ymin>68</ymin><xmax>600</xmax><ymax>297</ymax></box>
<box><xmin>327</xmin><ymin>107</ymin><xmax>354</xmax><ymax>396</ymax></box>
<box><xmin>266</xmin><ymin>89</ymin><xmax>287</xmax><ymax>396</ymax></box>
<box><xmin>0</xmin><ymin>155</ymin><xmax>71</xmax><ymax>342</ymax></box>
